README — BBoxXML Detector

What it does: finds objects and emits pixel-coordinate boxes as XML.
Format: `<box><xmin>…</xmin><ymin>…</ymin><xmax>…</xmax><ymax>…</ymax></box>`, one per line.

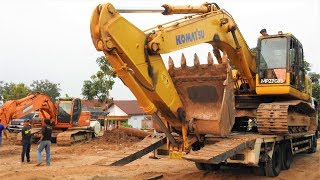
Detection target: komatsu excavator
<box><xmin>0</xmin><ymin>93</ymin><xmax>101</xmax><ymax>145</ymax></box>
<box><xmin>90</xmin><ymin>2</ymin><xmax>318</xmax><ymax>177</ymax></box>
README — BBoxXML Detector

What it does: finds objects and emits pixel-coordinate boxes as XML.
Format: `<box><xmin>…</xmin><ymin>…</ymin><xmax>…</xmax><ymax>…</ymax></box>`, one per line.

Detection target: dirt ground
<box><xmin>0</xmin><ymin>131</ymin><xmax>319</xmax><ymax>180</ymax></box>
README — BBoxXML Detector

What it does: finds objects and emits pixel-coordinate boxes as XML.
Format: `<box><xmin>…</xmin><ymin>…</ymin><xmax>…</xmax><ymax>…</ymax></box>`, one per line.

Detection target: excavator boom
<box><xmin>0</xmin><ymin>93</ymin><xmax>57</xmax><ymax>127</ymax></box>
<box><xmin>91</xmin><ymin>2</ymin><xmax>256</xmax><ymax>150</ymax></box>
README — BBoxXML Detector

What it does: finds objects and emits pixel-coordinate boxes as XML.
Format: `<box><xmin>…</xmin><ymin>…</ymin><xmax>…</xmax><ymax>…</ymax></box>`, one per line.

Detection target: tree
<box><xmin>0</xmin><ymin>82</ymin><xmax>30</xmax><ymax>102</ymax></box>
<box><xmin>308</xmin><ymin>72</ymin><xmax>320</xmax><ymax>101</ymax></box>
<box><xmin>30</xmin><ymin>79</ymin><xmax>61</xmax><ymax>101</ymax></box>
<box><xmin>82</xmin><ymin>56</ymin><xmax>115</xmax><ymax>103</ymax></box>
<box><xmin>308</xmin><ymin>72</ymin><xmax>320</xmax><ymax>84</ymax></box>
<box><xmin>302</xmin><ymin>61</ymin><xmax>311</xmax><ymax>73</ymax></box>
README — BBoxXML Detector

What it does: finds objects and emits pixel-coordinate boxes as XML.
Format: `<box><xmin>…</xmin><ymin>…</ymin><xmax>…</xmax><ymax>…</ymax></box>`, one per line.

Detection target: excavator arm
<box><xmin>0</xmin><ymin>93</ymin><xmax>57</xmax><ymax>127</ymax></box>
<box><xmin>150</xmin><ymin>3</ymin><xmax>256</xmax><ymax>88</ymax></box>
<box><xmin>90</xmin><ymin>2</ymin><xmax>256</xmax><ymax>151</ymax></box>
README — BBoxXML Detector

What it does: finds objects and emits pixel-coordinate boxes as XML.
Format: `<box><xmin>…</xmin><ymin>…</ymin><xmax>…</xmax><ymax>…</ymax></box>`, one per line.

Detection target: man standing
<box><xmin>0</xmin><ymin>119</ymin><xmax>8</xmax><ymax>146</ymax></box>
<box><xmin>260</xmin><ymin>28</ymin><xmax>269</xmax><ymax>36</ymax></box>
<box><xmin>36</xmin><ymin>119</ymin><xmax>52</xmax><ymax>166</ymax></box>
<box><xmin>21</xmin><ymin>119</ymin><xmax>32</xmax><ymax>163</ymax></box>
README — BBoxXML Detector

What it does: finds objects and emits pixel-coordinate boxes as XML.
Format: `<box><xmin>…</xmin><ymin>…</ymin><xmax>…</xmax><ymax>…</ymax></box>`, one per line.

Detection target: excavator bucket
<box><xmin>168</xmin><ymin>52</ymin><xmax>235</xmax><ymax>136</ymax></box>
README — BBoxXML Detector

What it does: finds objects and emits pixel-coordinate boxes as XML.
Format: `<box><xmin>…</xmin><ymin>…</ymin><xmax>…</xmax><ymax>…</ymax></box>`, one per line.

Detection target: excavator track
<box><xmin>56</xmin><ymin>130</ymin><xmax>92</xmax><ymax>146</ymax></box>
<box><xmin>257</xmin><ymin>104</ymin><xmax>289</xmax><ymax>134</ymax></box>
<box><xmin>257</xmin><ymin>102</ymin><xmax>313</xmax><ymax>134</ymax></box>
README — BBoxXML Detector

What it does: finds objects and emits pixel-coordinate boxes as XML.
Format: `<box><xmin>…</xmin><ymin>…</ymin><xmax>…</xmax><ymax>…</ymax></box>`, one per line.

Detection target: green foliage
<box><xmin>0</xmin><ymin>82</ymin><xmax>30</xmax><ymax>101</ymax></box>
<box><xmin>30</xmin><ymin>79</ymin><xmax>61</xmax><ymax>101</ymax></box>
<box><xmin>308</xmin><ymin>72</ymin><xmax>320</xmax><ymax>101</ymax></box>
<box><xmin>250</xmin><ymin>47</ymin><xmax>258</xmax><ymax>54</ymax></box>
<box><xmin>0</xmin><ymin>80</ymin><xmax>61</xmax><ymax>102</ymax></box>
<box><xmin>308</xmin><ymin>72</ymin><xmax>320</xmax><ymax>84</ymax></box>
<box><xmin>121</xmin><ymin>121</ymin><xmax>132</xmax><ymax>128</ymax></box>
<box><xmin>302</xmin><ymin>61</ymin><xmax>311</xmax><ymax>73</ymax></box>
<box><xmin>82</xmin><ymin>56</ymin><xmax>115</xmax><ymax>103</ymax></box>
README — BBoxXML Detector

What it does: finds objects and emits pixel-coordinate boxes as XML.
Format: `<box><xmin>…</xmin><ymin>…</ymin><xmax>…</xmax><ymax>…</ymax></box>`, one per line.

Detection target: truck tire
<box><xmin>205</xmin><ymin>163</ymin><xmax>221</xmax><ymax>171</ymax></box>
<box><xmin>308</xmin><ymin>135</ymin><xmax>317</xmax><ymax>153</ymax></box>
<box><xmin>265</xmin><ymin>144</ymin><xmax>282</xmax><ymax>177</ymax></box>
<box><xmin>281</xmin><ymin>141</ymin><xmax>293</xmax><ymax>170</ymax></box>
<box><xmin>195</xmin><ymin>162</ymin><xmax>206</xmax><ymax>170</ymax></box>
<box><xmin>253</xmin><ymin>162</ymin><xmax>265</xmax><ymax>176</ymax></box>
<box><xmin>195</xmin><ymin>162</ymin><xmax>221</xmax><ymax>171</ymax></box>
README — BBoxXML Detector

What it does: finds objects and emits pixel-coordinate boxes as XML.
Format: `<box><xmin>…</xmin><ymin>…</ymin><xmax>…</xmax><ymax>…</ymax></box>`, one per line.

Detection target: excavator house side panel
<box><xmin>78</xmin><ymin>111</ymin><xmax>91</xmax><ymax>127</ymax></box>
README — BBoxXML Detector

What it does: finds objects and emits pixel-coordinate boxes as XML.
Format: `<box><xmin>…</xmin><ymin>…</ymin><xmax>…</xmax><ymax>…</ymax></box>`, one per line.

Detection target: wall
<box><xmin>128</xmin><ymin>115</ymin><xmax>146</xmax><ymax>129</ymax></box>
<box><xmin>107</xmin><ymin>105</ymin><xmax>127</xmax><ymax>116</ymax></box>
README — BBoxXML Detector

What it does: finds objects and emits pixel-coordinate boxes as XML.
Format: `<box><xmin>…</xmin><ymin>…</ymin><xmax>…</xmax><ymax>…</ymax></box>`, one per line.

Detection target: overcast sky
<box><xmin>0</xmin><ymin>0</ymin><xmax>319</xmax><ymax>100</ymax></box>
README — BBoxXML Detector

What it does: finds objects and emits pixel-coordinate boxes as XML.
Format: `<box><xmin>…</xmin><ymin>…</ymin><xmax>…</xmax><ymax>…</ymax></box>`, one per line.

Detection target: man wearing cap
<box><xmin>260</xmin><ymin>28</ymin><xmax>268</xmax><ymax>36</ymax></box>
<box><xmin>21</xmin><ymin>119</ymin><xmax>32</xmax><ymax>163</ymax></box>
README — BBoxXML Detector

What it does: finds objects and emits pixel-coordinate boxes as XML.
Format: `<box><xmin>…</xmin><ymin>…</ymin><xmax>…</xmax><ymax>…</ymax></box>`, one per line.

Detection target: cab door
<box><xmin>71</xmin><ymin>99</ymin><xmax>81</xmax><ymax>126</ymax></box>
<box><xmin>289</xmin><ymin>37</ymin><xmax>305</xmax><ymax>91</ymax></box>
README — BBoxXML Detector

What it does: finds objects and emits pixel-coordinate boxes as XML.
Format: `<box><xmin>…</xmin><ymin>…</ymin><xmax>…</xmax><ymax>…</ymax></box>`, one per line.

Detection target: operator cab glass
<box><xmin>258</xmin><ymin>37</ymin><xmax>287</xmax><ymax>84</ymax></box>
<box><xmin>57</xmin><ymin>100</ymin><xmax>72</xmax><ymax>123</ymax></box>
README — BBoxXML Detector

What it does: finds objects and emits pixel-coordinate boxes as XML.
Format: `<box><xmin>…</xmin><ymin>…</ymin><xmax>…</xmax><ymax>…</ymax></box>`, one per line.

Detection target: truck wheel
<box><xmin>195</xmin><ymin>162</ymin><xmax>206</xmax><ymax>170</ymax></box>
<box><xmin>253</xmin><ymin>162</ymin><xmax>265</xmax><ymax>176</ymax></box>
<box><xmin>205</xmin><ymin>163</ymin><xmax>221</xmax><ymax>171</ymax></box>
<box><xmin>308</xmin><ymin>135</ymin><xmax>317</xmax><ymax>153</ymax></box>
<box><xmin>265</xmin><ymin>144</ymin><xmax>282</xmax><ymax>177</ymax></box>
<box><xmin>281</xmin><ymin>141</ymin><xmax>293</xmax><ymax>170</ymax></box>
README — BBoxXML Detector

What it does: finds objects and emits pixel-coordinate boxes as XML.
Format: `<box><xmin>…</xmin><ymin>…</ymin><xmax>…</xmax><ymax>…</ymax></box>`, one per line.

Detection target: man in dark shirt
<box><xmin>36</xmin><ymin>119</ymin><xmax>52</xmax><ymax>166</ymax></box>
<box><xmin>21</xmin><ymin>119</ymin><xmax>32</xmax><ymax>163</ymax></box>
<box><xmin>260</xmin><ymin>28</ymin><xmax>269</xmax><ymax>36</ymax></box>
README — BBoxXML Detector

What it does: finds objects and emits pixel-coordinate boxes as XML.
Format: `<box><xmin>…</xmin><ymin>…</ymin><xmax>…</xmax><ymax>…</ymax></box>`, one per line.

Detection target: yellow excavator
<box><xmin>90</xmin><ymin>2</ymin><xmax>318</xmax><ymax>177</ymax></box>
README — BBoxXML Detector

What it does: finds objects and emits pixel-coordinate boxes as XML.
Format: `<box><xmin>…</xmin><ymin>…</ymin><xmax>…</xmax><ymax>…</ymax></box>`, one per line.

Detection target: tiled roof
<box><xmin>81</xmin><ymin>99</ymin><xmax>107</xmax><ymax>110</ymax></box>
<box><xmin>113</xmin><ymin>100</ymin><xmax>144</xmax><ymax>115</ymax></box>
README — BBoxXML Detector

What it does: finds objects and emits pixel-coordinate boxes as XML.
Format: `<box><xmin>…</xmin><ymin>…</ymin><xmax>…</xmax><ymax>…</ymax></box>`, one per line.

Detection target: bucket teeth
<box><xmin>181</xmin><ymin>53</ymin><xmax>187</xmax><ymax>68</ymax></box>
<box><xmin>222</xmin><ymin>51</ymin><xmax>228</xmax><ymax>63</ymax></box>
<box><xmin>207</xmin><ymin>52</ymin><xmax>213</xmax><ymax>65</ymax></box>
<box><xmin>194</xmin><ymin>53</ymin><xmax>200</xmax><ymax>67</ymax></box>
<box><xmin>168</xmin><ymin>56</ymin><xmax>174</xmax><ymax>70</ymax></box>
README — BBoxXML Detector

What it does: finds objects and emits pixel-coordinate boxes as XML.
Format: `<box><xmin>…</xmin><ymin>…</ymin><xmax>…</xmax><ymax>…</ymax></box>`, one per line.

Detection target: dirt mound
<box><xmin>102</xmin><ymin>128</ymin><xmax>141</xmax><ymax>144</ymax></box>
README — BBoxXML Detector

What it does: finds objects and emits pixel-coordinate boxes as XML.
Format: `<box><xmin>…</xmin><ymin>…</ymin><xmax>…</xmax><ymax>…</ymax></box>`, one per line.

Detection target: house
<box><xmin>81</xmin><ymin>99</ymin><xmax>108</xmax><ymax>126</ymax></box>
<box><xmin>106</xmin><ymin>100</ymin><xmax>152</xmax><ymax>129</ymax></box>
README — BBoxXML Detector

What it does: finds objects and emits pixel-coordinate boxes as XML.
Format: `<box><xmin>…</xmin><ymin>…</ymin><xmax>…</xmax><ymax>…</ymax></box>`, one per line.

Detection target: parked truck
<box><xmin>89</xmin><ymin>2</ymin><xmax>318</xmax><ymax>177</ymax></box>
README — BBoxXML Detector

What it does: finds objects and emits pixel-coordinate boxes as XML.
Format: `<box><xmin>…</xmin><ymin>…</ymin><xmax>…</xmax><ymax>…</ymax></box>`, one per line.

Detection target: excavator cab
<box><xmin>258</xmin><ymin>36</ymin><xmax>287</xmax><ymax>83</ymax></box>
<box><xmin>256</xmin><ymin>33</ymin><xmax>312</xmax><ymax>99</ymax></box>
<box><xmin>57</xmin><ymin>98</ymin><xmax>82</xmax><ymax>128</ymax></box>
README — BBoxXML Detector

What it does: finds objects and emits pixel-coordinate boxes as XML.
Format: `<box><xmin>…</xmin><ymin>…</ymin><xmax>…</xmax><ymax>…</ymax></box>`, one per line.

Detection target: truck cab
<box><xmin>7</xmin><ymin>112</ymin><xmax>39</xmax><ymax>132</ymax></box>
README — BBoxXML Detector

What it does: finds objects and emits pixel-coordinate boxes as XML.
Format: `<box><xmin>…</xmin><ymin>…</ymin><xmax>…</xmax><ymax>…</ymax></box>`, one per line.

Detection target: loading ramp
<box><xmin>94</xmin><ymin>134</ymin><xmax>166</xmax><ymax>166</ymax></box>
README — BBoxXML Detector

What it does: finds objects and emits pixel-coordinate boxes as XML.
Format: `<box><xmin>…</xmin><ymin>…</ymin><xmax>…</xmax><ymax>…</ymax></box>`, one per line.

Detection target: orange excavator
<box><xmin>0</xmin><ymin>93</ymin><xmax>101</xmax><ymax>145</ymax></box>
<box><xmin>0</xmin><ymin>93</ymin><xmax>56</xmax><ymax>127</ymax></box>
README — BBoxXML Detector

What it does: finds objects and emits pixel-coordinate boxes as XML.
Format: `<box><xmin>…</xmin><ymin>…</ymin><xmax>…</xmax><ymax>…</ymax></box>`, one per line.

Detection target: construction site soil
<box><xmin>0</xmin><ymin>130</ymin><xmax>319</xmax><ymax>180</ymax></box>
